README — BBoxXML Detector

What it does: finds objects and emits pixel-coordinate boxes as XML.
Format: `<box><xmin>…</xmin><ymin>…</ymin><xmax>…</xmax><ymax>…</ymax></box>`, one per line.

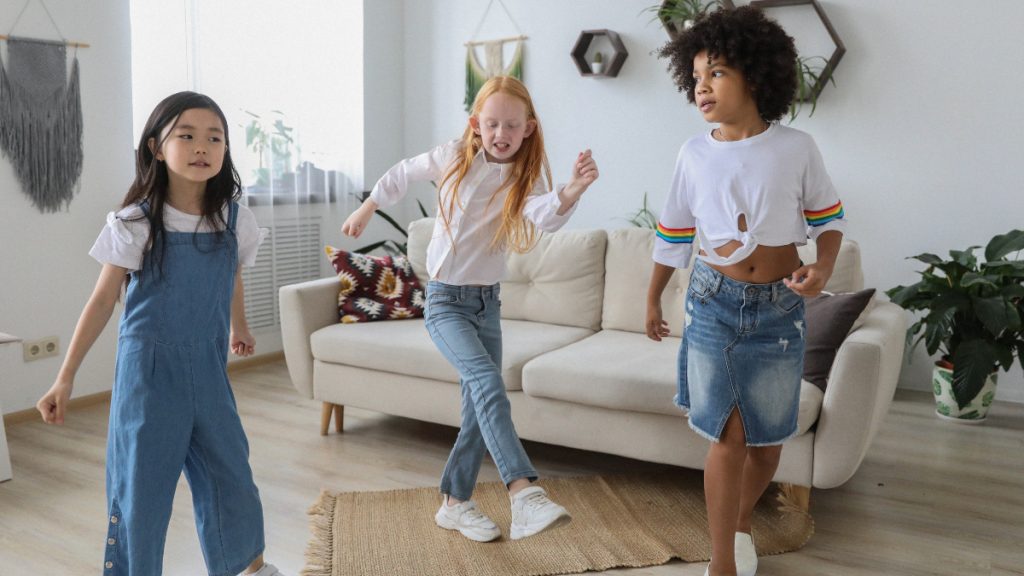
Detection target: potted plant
<box><xmin>886</xmin><ymin>230</ymin><xmax>1024</xmax><ymax>422</ymax></box>
<box><xmin>788</xmin><ymin>55</ymin><xmax>836</xmax><ymax>122</ymax></box>
<box><xmin>591</xmin><ymin>51</ymin><xmax>605</xmax><ymax>75</ymax></box>
<box><xmin>642</xmin><ymin>0</ymin><xmax>726</xmax><ymax>39</ymax></box>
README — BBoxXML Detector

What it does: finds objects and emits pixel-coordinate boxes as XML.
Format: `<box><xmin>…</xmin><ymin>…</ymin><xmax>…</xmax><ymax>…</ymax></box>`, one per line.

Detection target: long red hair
<box><xmin>437</xmin><ymin>76</ymin><xmax>552</xmax><ymax>253</ymax></box>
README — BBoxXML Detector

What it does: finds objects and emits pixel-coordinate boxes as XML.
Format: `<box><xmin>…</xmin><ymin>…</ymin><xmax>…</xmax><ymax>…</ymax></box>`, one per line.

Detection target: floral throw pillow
<box><xmin>324</xmin><ymin>246</ymin><xmax>425</xmax><ymax>323</ymax></box>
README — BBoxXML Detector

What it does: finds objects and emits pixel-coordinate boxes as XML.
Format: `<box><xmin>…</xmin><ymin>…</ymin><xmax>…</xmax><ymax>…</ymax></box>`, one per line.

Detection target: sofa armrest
<box><xmin>279</xmin><ymin>277</ymin><xmax>340</xmax><ymax>399</ymax></box>
<box><xmin>812</xmin><ymin>301</ymin><xmax>906</xmax><ymax>488</ymax></box>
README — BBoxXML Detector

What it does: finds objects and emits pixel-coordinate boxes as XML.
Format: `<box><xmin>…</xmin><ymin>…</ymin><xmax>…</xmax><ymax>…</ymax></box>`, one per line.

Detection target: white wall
<box><xmin>0</xmin><ymin>0</ymin><xmax>134</xmax><ymax>413</ymax></box>
<box><xmin>397</xmin><ymin>0</ymin><xmax>1024</xmax><ymax>402</ymax></box>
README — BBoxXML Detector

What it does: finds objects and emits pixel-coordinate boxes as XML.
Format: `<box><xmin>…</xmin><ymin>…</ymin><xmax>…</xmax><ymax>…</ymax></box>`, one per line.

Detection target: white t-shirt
<box><xmin>88</xmin><ymin>202</ymin><xmax>266</xmax><ymax>271</ymax></box>
<box><xmin>653</xmin><ymin>123</ymin><xmax>846</xmax><ymax>268</ymax></box>
<box><xmin>370</xmin><ymin>140</ymin><xmax>575</xmax><ymax>285</ymax></box>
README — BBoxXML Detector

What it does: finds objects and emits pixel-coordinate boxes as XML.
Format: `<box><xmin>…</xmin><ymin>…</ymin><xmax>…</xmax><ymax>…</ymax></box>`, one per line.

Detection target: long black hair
<box><xmin>121</xmin><ymin>91</ymin><xmax>242</xmax><ymax>274</ymax></box>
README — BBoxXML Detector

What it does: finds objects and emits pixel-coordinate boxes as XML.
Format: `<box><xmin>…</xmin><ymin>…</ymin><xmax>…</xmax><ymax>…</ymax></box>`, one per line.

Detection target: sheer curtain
<box><xmin>131</xmin><ymin>0</ymin><xmax>364</xmax><ymax>338</ymax></box>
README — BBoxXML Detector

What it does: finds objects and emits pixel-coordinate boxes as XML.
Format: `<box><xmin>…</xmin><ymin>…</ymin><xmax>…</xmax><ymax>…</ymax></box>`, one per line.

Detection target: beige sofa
<box><xmin>281</xmin><ymin>218</ymin><xmax>905</xmax><ymax>491</ymax></box>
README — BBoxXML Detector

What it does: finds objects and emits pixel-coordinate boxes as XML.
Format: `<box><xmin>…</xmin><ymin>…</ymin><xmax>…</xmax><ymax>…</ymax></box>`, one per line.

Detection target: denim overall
<box><xmin>103</xmin><ymin>202</ymin><xmax>264</xmax><ymax>576</ymax></box>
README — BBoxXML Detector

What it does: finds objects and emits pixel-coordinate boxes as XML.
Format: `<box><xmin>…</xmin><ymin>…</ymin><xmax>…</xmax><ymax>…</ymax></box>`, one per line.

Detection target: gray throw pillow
<box><xmin>803</xmin><ymin>289</ymin><xmax>876</xmax><ymax>392</ymax></box>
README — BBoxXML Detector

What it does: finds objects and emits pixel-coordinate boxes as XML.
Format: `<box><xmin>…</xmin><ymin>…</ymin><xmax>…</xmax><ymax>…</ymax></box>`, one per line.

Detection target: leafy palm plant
<box><xmin>789</xmin><ymin>56</ymin><xmax>836</xmax><ymax>122</ymax></box>
<box><xmin>354</xmin><ymin>199</ymin><xmax>431</xmax><ymax>257</ymax></box>
<box><xmin>622</xmin><ymin>192</ymin><xmax>659</xmax><ymax>230</ymax></box>
<box><xmin>886</xmin><ymin>230</ymin><xmax>1024</xmax><ymax>408</ymax></box>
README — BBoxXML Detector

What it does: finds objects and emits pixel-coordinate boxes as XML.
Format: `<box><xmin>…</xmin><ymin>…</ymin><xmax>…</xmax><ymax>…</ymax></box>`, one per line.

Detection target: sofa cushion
<box><xmin>407</xmin><ymin>217</ymin><xmax>607</xmax><ymax>331</ymax></box>
<box><xmin>502</xmin><ymin>228</ymin><xmax>607</xmax><ymax>331</ymax></box>
<box><xmin>310</xmin><ymin>318</ymin><xmax>593</xmax><ymax>391</ymax></box>
<box><xmin>803</xmin><ymin>289</ymin><xmax>876</xmax><ymax>391</ymax></box>
<box><xmin>796</xmin><ymin>239</ymin><xmax>864</xmax><ymax>292</ymax></box>
<box><xmin>602</xmin><ymin>228</ymin><xmax>691</xmax><ymax>334</ymax></box>
<box><xmin>407</xmin><ymin>218</ymin><xmax>433</xmax><ymax>283</ymax></box>
<box><xmin>324</xmin><ymin>246</ymin><xmax>424</xmax><ymax>322</ymax></box>
<box><xmin>522</xmin><ymin>329</ymin><xmax>823</xmax><ymax>435</ymax></box>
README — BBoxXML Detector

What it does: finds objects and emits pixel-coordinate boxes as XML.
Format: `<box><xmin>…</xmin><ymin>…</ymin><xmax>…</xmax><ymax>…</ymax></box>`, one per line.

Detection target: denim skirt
<box><xmin>676</xmin><ymin>259</ymin><xmax>806</xmax><ymax>446</ymax></box>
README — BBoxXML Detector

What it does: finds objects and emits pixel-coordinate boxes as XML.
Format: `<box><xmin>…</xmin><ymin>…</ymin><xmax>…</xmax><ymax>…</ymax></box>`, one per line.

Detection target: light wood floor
<box><xmin>1</xmin><ymin>361</ymin><xmax>1022</xmax><ymax>575</ymax></box>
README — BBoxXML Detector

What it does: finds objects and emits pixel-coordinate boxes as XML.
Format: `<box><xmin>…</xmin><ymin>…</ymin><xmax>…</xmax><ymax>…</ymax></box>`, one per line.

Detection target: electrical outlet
<box><xmin>22</xmin><ymin>336</ymin><xmax>60</xmax><ymax>362</ymax></box>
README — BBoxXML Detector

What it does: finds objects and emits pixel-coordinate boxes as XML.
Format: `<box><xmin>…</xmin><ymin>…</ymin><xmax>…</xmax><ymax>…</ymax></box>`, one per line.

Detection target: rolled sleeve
<box><xmin>652</xmin><ymin>148</ymin><xmax>696</xmax><ymax>269</ymax></box>
<box><xmin>88</xmin><ymin>209</ymin><xmax>147</xmax><ymax>271</ymax></box>
<box><xmin>235</xmin><ymin>204</ymin><xmax>266</xmax><ymax>267</ymax></box>
<box><xmin>802</xmin><ymin>138</ymin><xmax>846</xmax><ymax>240</ymax></box>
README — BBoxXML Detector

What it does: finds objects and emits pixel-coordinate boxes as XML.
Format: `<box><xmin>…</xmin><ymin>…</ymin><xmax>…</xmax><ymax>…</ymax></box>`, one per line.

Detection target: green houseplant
<box><xmin>642</xmin><ymin>0</ymin><xmax>725</xmax><ymax>38</ymax></box>
<box><xmin>886</xmin><ymin>229</ymin><xmax>1024</xmax><ymax>422</ymax></box>
<box><xmin>789</xmin><ymin>55</ymin><xmax>836</xmax><ymax>122</ymax></box>
<box><xmin>354</xmin><ymin>198</ymin><xmax>430</xmax><ymax>257</ymax></box>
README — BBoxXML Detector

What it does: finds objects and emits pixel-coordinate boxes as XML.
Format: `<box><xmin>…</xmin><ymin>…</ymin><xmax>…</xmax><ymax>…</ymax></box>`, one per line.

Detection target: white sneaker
<box><xmin>435</xmin><ymin>499</ymin><xmax>501</xmax><ymax>542</ymax></box>
<box><xmin>509</xmin><ymin>486</ymin><xmax>571</xmax><ymax>540</ymax></box>
<box><xmin>735</xmin><ymin>532</ymin><xmax>757</xmax><ymax>576</ymax></box>
<box><xmin>246</xmin><ymin>563</ymin><xmax>284</xmax><ymax>576</ymax></box>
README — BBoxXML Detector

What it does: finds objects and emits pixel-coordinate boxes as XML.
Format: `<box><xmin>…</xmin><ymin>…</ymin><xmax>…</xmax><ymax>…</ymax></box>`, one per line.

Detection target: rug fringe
<box><xmin>302</xmin><ymin>490</ymin><xmax>338</xmax><ymax>576</ymax></box>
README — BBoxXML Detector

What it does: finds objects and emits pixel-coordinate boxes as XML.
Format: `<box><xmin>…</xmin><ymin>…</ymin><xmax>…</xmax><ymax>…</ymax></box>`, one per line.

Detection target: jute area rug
<box><xmin>302</xmin><ymin>471</ymin><xmax>813</xmax><ymax>576</ymax></box>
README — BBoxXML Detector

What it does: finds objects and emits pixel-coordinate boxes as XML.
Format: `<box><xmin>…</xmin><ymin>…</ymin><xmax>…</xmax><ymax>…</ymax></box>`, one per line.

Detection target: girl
<box><xmin>646</xmin><ymin>8</ymin><xmax>845</xmax><ymax>576</ymax></box>
<box><xmin>342</xmin><ymin>76</ymin><xmax>598</xmax><ymax>542</ymax></box>
<box><xmin>37</xmin><ymin>92</ymin><xmax>284</xmax><ymax>576</ymax></box>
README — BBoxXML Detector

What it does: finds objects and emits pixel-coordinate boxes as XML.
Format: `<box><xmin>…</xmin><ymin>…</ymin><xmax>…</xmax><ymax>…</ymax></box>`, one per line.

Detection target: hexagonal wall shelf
<box><xmin>658</xmin><ymin>0</ymin><xmax>736</xmax><ymax>41</ymax></box>
<box><xmin>571</xmin><ymin>29</ymin><xmax>628</xmax><ymax>78</ymax></box>
<box><xmin>750</xmin><ymin>0</ymin><xmax>845</xmax><ymax>102</ymax></box>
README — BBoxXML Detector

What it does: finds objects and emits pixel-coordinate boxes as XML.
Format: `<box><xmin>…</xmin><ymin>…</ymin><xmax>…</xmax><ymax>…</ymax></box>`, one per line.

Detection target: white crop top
<box><xmin>652</xmin><ymin>123</ymin><xmax>846</xmax><ymax>268</ymax></box>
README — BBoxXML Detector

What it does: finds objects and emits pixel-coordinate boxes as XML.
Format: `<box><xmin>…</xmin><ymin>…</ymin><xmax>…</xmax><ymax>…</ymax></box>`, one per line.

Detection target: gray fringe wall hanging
<box><xmin>0</xmin><ymin>36</ymin><xmax>83</xmax><ymax>213</ymax></box>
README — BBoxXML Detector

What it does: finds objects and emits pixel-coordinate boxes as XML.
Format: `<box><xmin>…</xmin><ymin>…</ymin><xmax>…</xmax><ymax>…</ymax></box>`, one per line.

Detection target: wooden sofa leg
<box><xmin>334</xmin><ymin>404</ymin><xmax>344</xmax><ymax>434</ymax></box>
<box><xmin>320</xmin><ymin>402</ymin><xmax>345</xmax><ymax>435</ymax></box>
<box><xmin>778</xmin><ymin>483</ymin><xmax>812</xmax><ymax>513</ymax></box>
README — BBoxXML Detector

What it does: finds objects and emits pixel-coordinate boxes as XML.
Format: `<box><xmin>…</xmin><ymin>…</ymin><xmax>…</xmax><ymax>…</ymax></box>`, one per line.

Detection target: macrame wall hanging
<box><xmin>1</xmin><ymin>0</ymin><xmax>88</xmax><ymax>213</ymax></box>
<box><xmin>464</xmin><ymin>0</ymin><xmax>526</xmax><ymax>112</ymax></box>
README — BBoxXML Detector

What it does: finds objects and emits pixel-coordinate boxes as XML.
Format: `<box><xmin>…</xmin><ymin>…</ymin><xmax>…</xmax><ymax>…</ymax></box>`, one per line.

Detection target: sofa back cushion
<box><xmin>602</xmin><ymin>228</ymin><xmax>692</xmax><ymax>333</ymax></box>
<box><xmin>602</xmin><ymin>228</ymin><xmax>866</xmax><ymax>334</ymax></box>
<box><xmin>407</xmin><ymin>217</ymin><xmax>433</xmax><ymax>282</ymax></box>
<box><xmin>503</xmin><ymin>228</ymin><xmax>607</xmax><ymax>330</ymax></box>
<box><xmin>407</xmin><ymin>218</ymin><xmax>607</xmax><ymax>330</ymax></box>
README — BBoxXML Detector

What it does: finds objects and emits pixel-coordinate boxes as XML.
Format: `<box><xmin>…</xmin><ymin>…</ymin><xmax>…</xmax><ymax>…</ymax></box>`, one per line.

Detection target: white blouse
<box><xmin>88</xmin><ymin>202</ymin><xmax>266</xmax><ymax>271</ymax></box>
<box><xmin>653</xmin><ymin>123</ymin><xmax>846</xmax><ymax>268</ymax></box>
<box><xmin>370</xmin><ymin>140</ymin><xmax>577</xmax><ymax>285</ymax></box>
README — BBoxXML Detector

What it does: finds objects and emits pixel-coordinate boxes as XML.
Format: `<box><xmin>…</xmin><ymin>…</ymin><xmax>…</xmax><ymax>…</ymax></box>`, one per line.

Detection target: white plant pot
<box><xmin>932</xmin><ymin>365</ymin><xmax>998</xmax><ymax>423</ymax></box>
<box><xmin>591</xmin><ymin>62</ymin><xmax>604</xmax><ymax>75</ymax></box>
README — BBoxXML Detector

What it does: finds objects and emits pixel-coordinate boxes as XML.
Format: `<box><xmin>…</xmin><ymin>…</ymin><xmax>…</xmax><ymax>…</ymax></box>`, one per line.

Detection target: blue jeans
<box><xmin>424</xmin><ymin>281</ymin><xmax>538</xmax><ymax>501</ymax></box>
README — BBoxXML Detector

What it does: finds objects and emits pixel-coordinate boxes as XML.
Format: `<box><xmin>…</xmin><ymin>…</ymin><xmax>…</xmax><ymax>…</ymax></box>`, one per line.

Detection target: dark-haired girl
<box><xmin>37</xmin><ymin>92</ymin><xmax>284</xmax><ymax>576</ymax></box>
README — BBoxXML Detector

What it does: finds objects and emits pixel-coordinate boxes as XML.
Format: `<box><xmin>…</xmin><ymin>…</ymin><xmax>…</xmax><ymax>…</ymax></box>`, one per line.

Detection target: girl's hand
<box><xmin>568</xmin><ymin>149</ymin><xmax>599</xmax><ymax>192</ymax></box>
<box><xmin>341</xmin><ymin>205</ymin><xmax>375</xmax><ymax>239</ymax></box>
<box><xmin>37</xmin><ymin>380</ymin><xmax>73</xmax><ymax>424</ymax></box>
<box><xmin>783</xmin><ymin>262</ymin><xmax>833</xmax><ymax>298</ymax></box>
<box><xmin>646</xmin><ymin>302</ymin><xmax>671</xmax><ymax>342</ymax></box>
<box><xmin>231</xmin><ymin>329</ymin><xmax>256</xmax><ymax>357</ymax></box>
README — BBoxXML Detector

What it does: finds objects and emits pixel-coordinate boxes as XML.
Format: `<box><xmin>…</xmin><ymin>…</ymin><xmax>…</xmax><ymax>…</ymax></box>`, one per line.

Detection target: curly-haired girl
<box><xmin>646</xmin><ymin>7</ymin><xmax>846</xmax><ymax>576</ymax></box>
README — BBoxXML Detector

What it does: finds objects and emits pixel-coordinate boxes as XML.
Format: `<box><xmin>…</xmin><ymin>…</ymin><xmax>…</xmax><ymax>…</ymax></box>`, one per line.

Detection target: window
<box><xmin>131</xmin><ymin>0</ymin><xmax>364</xmax><ymax>332</ymax></box>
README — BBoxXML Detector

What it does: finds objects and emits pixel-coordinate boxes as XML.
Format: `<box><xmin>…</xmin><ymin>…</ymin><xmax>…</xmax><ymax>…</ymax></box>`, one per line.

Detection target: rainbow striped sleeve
<box><xmin>656</xmin><ymin>222</ymin><xmax>695</xmax><ymax>244</ymax></box>
<box><xmin>804</xmin><ymin>201</ymin><xmax>844</xmax><ymax>227</ymax></box>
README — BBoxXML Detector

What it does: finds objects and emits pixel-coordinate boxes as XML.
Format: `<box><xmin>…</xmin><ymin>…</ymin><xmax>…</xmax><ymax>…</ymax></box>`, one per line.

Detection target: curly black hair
<box><xmin>658</xmin><ymin>6</ymin><xmax>797</xmax><ymax>122</ymax></box>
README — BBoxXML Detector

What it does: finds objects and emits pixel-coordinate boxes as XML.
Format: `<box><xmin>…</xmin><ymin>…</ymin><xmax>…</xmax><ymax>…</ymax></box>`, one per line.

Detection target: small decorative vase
<box><xmin>932</xmin><ymin>364</ymin><xmax>998</xmax><ymax>423</ymax></box>
<box><xmin>591</xmin><ymin>61</ymin><xmax>604</xmax><ymax>75</ymax></box>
